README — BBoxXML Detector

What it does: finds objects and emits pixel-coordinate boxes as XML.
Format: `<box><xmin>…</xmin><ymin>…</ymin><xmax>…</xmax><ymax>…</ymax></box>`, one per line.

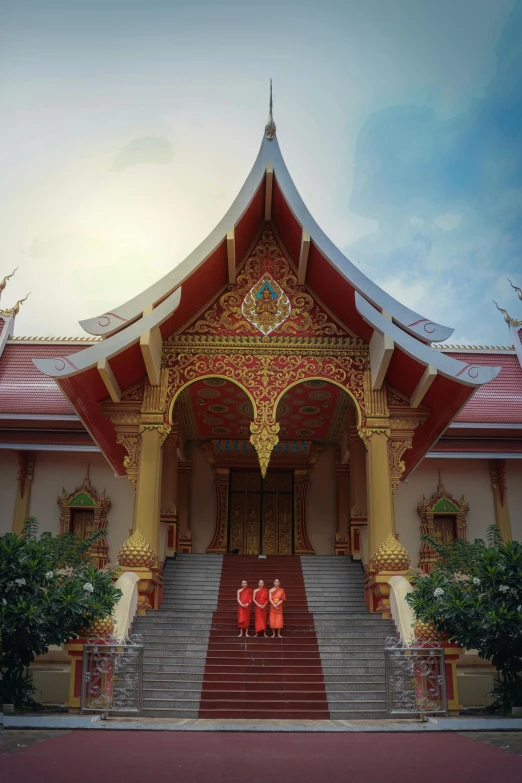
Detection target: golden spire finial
<box><xmin>493</xmin><ymin>300</ymin><xmax>522</xmax><ymax>327</ymax></box>
<box><xmin>508</xmin><ymin>279</ymin><xmax>522</xmax><ymax>301</ymax></box>
<box><xmin>0</xmin><ymin>292</ymin><xmax>30</xmax><ymax>318</ymax></box>
<box><xmin>437</xmin><ymin>468</ymin><xmax>444</xmax><ymax>492</ymax></box>
<box><xmin>265</xmin><ymin>78</ymin><xmax>276</xmax><ymax>141</ymax></box>
<box><xmin>0</xmin><ymin>268</ymin><xmax>17</xmax><ymax>297</ymax></box>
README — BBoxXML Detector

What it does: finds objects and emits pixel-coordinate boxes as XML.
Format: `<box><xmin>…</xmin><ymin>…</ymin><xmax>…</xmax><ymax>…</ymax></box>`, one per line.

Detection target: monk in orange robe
<box><xmin>253</xmin><ymin>580</ymin><xmax>269</xmax><ymax>637</ymax></box>
<box><xmin>237</xmin><ymin>580</ymin><xmax>253</xmax><ymax>637</ymax></box>
<box><xmin>269</xmin><ymin>579</ymin><xmax>286</xmax><ymax>638</ymax></box>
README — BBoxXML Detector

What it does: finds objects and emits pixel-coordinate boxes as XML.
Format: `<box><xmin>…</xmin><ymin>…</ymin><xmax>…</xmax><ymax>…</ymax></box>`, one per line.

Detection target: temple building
<box><xmin>1</xmin><ymin>93</ymin><xmax>522</xmax><ymax>718</ymax></box>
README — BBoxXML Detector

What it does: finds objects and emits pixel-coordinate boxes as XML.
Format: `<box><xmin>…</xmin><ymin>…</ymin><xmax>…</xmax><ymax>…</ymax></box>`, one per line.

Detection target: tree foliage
<box><xmin>0</xmin><ymin>518</ymin><xmax>122</xmax><ymax>708</ymax></box>
<box><xmin>406</xmin><ymin>525</ymin><xmax>522</xmax><ymax>711</ymax></box>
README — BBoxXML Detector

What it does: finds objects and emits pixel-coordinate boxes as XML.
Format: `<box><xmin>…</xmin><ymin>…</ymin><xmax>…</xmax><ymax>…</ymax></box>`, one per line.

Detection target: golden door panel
<box><xmin>228</xmin><ymin>470</ymin><xmax>293</xmax><ymax>554</ymax></box>
<box><xmin>277</xmin><ymin>493</ymin><xmax>293</xmax><ymax>555</ymax></box>
<box><xmin>246</xmin><ymin>493</ymin><xmax>261</xmax><ymax>554</ymax></box>
<box><xmin>262</xmin><ymin>494</ymin><xmax>278</xmax><ymax>555</ymax></box>
<box><xmin>229</xmin><ymin>493</ymin><xmax>246</xmax><ymax>552</ymax></box>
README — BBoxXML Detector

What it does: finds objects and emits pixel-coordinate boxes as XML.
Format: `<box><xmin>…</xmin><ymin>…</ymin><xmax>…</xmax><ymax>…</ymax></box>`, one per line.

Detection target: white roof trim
<box><xmin>0</xmin><ymin>413</ymin><xmax>80</xmax><ymax>421</ymax></box>
<box><xmin>426</xmin><ymin>452</ymin><xmax>522</xmax><ymax>459</ymax></box>
<box><xmin>449</xmin><ymin>422</ymin><xmax>522</xmax><ymax>430</ymax></box>
<box><xmin>33</xmin><ymin>288</ymin><xmax>181</xmax><ymax>378</ymax></box>
<box><xmin>77</xmin><ymin>133</ymin><xmax>454</xmax><ymax>344</ymax></box>
<box><xmin>0</xmin><ymin>443</ymin><xmax>100</xmax><ymax>452</ymax></box>
<box><xmin>355</xmin><ymin>293</ymin><xmax>501</xmax><ymax>387</ymax></box>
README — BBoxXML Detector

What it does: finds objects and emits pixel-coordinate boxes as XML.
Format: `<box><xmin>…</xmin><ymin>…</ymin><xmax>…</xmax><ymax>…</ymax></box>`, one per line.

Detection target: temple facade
<box><xmin>1</xmin><ymin>98</ymin><xmax>522</xmax><ymax>714</ymax></box>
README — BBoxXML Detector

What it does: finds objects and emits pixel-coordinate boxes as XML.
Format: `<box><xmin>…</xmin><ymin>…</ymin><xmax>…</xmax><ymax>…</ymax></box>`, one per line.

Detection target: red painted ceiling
<box><xmin>177</xmin><ymin>378</ymin><xmax>349</xmax><ymax>441</ymax></box>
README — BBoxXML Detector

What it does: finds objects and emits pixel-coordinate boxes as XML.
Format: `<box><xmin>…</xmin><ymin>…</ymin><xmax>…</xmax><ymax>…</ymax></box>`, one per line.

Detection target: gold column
<box><xmin>348</xmin><ymin>433</ymin><xmax>368</xmax><ymax>561</ymax></box>
<box><xmin>335</xmin><ymin>461</ymin><xmax>350</xmax><ymax>555</ymax></box>
<box><xmin>161</xmin><ymin>426</ymin><xmax>178</xmax><ymax>514</ymax></box>
<box><xmin>177</xmin><ymin>460</ymin><xmax>192</xmax><ymax>552</ymax></box>
<box><xmin>161</xmin><ymin>426</ymin><xmax>179</xmax><ymax>555</ymax></box>
<box><xmin>207</xmin><ymin>466</ymin><xmax>230</xmax><ymax>553</ymax></box>
<box><xmin>12</xmin><ymin>451</ymin><xmax>35</xmax><ymax>534</ymax></box>
<box><xmin>363</xmin><ymin>427</ymin><xmax>395</xmax><ymax>556</ymax></box>
<box><xmin>490</xmin><ymin>459</ymin><xmax>512</xmax><ymax>542</ymax></box>
<box><xmin>133</xmin><ymin>425</ymin><xmax>164</xmax><ymax>562</ymax></box>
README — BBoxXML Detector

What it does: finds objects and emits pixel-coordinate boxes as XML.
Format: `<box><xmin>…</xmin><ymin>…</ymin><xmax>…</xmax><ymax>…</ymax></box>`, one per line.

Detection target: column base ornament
<box><xmin>117</xmin><ymin>531</ymin><xmax>162</xmax><ymax>613</ymax></box>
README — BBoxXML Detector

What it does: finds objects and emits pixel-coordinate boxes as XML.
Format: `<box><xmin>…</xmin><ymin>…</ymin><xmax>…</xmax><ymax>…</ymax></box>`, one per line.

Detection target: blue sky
<box><xmin>1</xmin><ymin>0</ymin><xmax>521</xmax><ymax>344</ymax></box>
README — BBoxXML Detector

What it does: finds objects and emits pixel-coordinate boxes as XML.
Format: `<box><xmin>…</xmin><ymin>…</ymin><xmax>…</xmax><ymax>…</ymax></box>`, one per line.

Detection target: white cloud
<box><xmin>433</xmin><ymin>213</ymin><xmax>462</xmax><ymax>231</ymax></box>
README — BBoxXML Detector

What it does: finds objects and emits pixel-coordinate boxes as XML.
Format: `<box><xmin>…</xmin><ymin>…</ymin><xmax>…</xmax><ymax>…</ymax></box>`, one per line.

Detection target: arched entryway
<box><xmin>166</xmin><ymin>375</ymin><xmax>366</xmax><ymax>556</ymax></box>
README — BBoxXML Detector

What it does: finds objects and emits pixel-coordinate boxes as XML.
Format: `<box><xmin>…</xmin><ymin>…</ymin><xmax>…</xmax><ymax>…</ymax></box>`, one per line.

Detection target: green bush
<box><xmin>406</xmin><ymin>525</ymin><xmax>522</xmax><ymax>712</ymax></box>
<box><xmin>0</xmin><ymin>517</ymin><xmax>122</xmax><ymax>708</ymax></box>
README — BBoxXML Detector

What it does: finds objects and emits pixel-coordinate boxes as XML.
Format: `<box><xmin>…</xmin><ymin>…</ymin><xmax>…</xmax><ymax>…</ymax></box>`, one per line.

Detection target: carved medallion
<box><xmin>242</xmin><ymin>273</ymin><xmax>291</xmax><ymax>335</ymax></box>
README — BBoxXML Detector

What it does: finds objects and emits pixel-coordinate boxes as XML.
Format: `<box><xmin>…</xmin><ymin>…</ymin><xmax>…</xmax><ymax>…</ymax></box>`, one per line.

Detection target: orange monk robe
<box><xmin>269</xmin><ymin>588</ymin><xmax>287</xmax><ymax>629</ymax></box>
<box><xmin>254</xmin><ymin>587</ymin><xmax>269</xmax><ymax>633</ymax></box>
<box><xmin>237</xmin><ymin>587</ymin><xmax>253</xmax><ymax>629</ymax></box>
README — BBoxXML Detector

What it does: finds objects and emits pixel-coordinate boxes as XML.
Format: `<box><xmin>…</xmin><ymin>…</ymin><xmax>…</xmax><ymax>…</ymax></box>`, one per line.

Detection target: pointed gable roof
<box><xmin>32</xmin><ymin>106</ymin><xmax>501</xmax><ymax>476</ymax></box>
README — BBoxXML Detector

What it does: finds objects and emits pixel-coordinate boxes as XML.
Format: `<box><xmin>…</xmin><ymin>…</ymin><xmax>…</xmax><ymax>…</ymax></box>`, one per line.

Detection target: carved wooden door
<box><xmin>433</xmin><ymin>515</ymin><xmax>456</xmax><ymax>545</ymax></box>
<box><xmin>70</xmin><ymin>509</ymin><xmax>95</xmax><ymax>539</ymax></box>
<box><xmin>228</xmin><ymin>471</ymin><xmax>293</xmax><ymax>554</ymax></box>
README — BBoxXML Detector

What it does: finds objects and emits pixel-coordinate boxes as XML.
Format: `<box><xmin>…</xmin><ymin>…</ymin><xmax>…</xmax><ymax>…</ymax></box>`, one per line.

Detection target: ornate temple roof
<box><xmin>0</xmin><ymin>92</ymin><xmax>515</xmax><ymax>468</ymax></box>
<box><xmin>23</xmin><ymin>96</ymin><xmax>509</xmax><ymax>473</ymax></box>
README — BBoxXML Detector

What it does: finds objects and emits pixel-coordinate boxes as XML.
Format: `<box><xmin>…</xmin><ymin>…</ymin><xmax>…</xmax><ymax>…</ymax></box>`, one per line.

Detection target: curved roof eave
<box><xmin>78</xmin><ymin>131</ymin><xmax>454</xmax><ymax>344</ymax></box>
<box><xmin>33</xmin><ymin>288</ymin><xmax>181</xmax><ymax>378</ymax></box>
<box><xmin>270</xmin><ymin>140</ymin><xmax>453</xmax><ymax>343</ymax></box>
<box><xmin>355</xmin><ymin>293</ymin><xmax>501</xmax><ymax>386</ymax></box>
<box><xmin>79</xmin><ymin>141</ymin><xmax>273</xmax><ymax>337</ymax></box>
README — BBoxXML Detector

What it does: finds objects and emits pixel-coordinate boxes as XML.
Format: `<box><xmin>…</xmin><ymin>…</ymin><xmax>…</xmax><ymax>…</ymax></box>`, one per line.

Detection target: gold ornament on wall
<box><xmin>249</xmin><ymin>416</ymin><xmax>280</xmax><ymax>478</ymax></box>
<box><xmin>118</xmin><ymin>530</ymin><xmax>156</xmax><ymax>568</ymax></box>
<box><xmin>370</xmin><ymin>534</ymin><xmax>410</xmax><ymax>572</ymax></box>
<box><xmin>242</xmin><ymin>273</ymin><xmax>291</xmax><ymax>335</ymax></box>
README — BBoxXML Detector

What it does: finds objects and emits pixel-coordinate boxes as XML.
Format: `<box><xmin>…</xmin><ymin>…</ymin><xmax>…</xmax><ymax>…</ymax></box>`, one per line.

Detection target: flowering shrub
<box><xmin>406</xmin><ymin>525</ymin><xmax>522</xmax><ymax>711</ymax></box>
<box><xmin>0</xmin><ymin>518</ymin><xmax>121</xmax><ymax>708</ymax></box>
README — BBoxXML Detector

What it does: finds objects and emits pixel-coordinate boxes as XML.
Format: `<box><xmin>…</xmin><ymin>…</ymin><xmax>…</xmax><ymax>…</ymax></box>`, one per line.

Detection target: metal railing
<box><xmin>81</xmin><ymin>633</ymin><xmax>143</xmax><ymax>714</ymax></box>
<box><xmin>385</xmin><ymin>636</ymin><xmax>447</xmax><ymax>716</ymax></box>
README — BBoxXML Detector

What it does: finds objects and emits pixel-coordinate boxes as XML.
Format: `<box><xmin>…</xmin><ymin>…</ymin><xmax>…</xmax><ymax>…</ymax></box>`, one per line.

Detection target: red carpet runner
<box><xmin>198</xmin><ymin>555</ymin><xmax>329</xmax><ymax>719</ymax></box>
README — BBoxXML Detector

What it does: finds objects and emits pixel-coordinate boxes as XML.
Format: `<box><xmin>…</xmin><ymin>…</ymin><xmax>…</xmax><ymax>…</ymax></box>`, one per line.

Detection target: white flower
<box><xmin>15</xmin><ymin>578</ymin><xmax>26</xmax><ymax>586</ymax></box>
<box><xmin>45</xmin><ymin>571</ymin><xmax>54</xmax><ymax>579</ymax></box>
<box><xmin>2</xmin><ymin>598</ymin><xmax>7</xmax><ymax>606</ymax></box>
<box><xmin>499</xmin><ymin>585</ymin><xmax>510</xmax><ymax>593</ymax></box>
<box><xmin>472</xmin><ymin>577</ymin><xmax>481</xmax><ymax>585</ymax></box>
<box><xmin>83</xmin><ymin>582</ymin><xmax>94</xmax><ymax>593</ymax></box>
<box><xmin>433</xmin><ymin>588</ymin><xmax>445</xmax><ymax>598</ymax></box>
<box><xmin>517</xmin><ymin>606</ymin><xmax>522</xmax><ymax>613</ymax></box>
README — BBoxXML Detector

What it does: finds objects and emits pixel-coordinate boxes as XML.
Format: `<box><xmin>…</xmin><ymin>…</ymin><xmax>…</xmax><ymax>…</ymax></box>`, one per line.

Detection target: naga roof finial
<box><xmin>493</xmin><ymin>300</ymin><xmax>522</xmax><ymax>327</ymax></box>
<box><xmin>265</xmin><ymin>78</ymin><xmax>276</xmax><ymax>141</ymax></box>
<box><xmin>0</xmin><ymin>292</ymin><xmax>30</xmax><ymax>318</ymax></box>
<box><xmin>508</xmin><ymin>279</ymin><xmax>522</xmax><ymax>301</ymax></box>
<box><xmin>0</xmin><ymin>268</ymin><xmax>17</xmax><ymax>298</ymax></box>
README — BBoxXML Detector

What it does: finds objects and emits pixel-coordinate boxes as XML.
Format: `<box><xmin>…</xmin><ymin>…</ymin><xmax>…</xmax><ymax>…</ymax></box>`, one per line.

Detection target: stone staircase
<box><xmin>301</xmin><ymin>556</ymin><xmax>393</xmax><ymax>718</ymax></box>
<box><xmin>133</xmin><ymin>553</ymin><xmax>393</xmax><ymax>719</ymax></box>
<box><xmin>133</xmin><ymin>553</ymin><xmax>223</xmax><ymax>717</ymax></box>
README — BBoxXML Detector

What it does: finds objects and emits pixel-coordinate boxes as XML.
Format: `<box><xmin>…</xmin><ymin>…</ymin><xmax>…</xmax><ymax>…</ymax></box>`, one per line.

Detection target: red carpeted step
<box><xmin>198</xmin><ymin>555</ymin><xmax>330</xmax><ymax>719</ymax></box>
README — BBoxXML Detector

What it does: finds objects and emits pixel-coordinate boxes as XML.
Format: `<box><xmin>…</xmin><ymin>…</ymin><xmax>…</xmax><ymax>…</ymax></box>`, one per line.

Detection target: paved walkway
<box><xmin>1</xmin><ymin>730</ymin><xmax>522</xmax><ymax>781</ymax></box>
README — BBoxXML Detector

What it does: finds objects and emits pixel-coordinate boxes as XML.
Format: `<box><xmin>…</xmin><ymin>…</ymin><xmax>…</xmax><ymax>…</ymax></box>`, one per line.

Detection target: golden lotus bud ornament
<box><xmin>370</xmin><ymin>534</ymin><xmax>410</xmax><ymax>572</ymax></box>
<box><xmin>90</xmin><ymin>615</ymin><xmax>115</xmax><ymax>636</ymax></box>
<box><xmin>118</xmin><ymin>530</ymin><xmax>156</xmax><ymax>568</ymax></box>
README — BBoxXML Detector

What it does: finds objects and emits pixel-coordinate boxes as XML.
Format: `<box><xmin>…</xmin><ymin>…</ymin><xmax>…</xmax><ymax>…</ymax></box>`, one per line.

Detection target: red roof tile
<box><xmin>0</xmin><ymin>344</ymin><xmax>87</xmax><ymax>415</ymax></box>
<box><xmin>446</xmin><ymin>353</ymin><xmax>522</xmax><ymax>424</ymax></box>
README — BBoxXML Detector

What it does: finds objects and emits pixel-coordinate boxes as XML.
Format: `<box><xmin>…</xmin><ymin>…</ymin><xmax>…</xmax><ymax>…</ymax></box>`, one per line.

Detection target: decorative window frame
<box><xmin>417</xmin><ymin>475</ymin><xmax>469</xmax><ymax>573</ymax></box>
<box><xmin>57</xmin><ymin>471</ymin><xmax>110</xmax><ymax>569</ymax></box>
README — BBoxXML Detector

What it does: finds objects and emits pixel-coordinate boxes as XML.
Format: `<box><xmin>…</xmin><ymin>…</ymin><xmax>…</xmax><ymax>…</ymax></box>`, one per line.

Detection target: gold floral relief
<box><xmin>182</xmin><ymin>226</ymin><xmax>350</xmax><ymax>339</ymax></box>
